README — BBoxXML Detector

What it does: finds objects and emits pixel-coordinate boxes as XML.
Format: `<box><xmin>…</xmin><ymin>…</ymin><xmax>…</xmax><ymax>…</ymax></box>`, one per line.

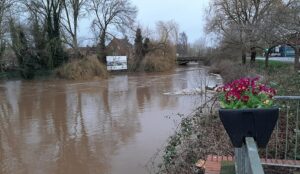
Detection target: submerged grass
<box><xmin>56</xmin><ymin>56</ymin><xmax>108</xmax><ymax>80</ymax></box>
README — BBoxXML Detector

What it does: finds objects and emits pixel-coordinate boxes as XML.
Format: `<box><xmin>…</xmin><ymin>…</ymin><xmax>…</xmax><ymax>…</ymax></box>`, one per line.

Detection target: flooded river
<box><xmin>0</xmin><ymin>66</ymin><xmax>221</xmax><ymax>174</ymax></box>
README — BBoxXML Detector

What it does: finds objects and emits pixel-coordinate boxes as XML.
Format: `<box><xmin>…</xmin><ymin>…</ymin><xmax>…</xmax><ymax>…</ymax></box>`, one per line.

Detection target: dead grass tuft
<box><xmin>209</xmin><ymin>59</ymin><xmax>257</xmax><ymax>83</ymax></box>
<box><xmin>141</xmin><ymin>44</ymin><xmax>176</xmax><ymax>72</ymax></box>
<box><xmin>141</xmin><ymin>53</ymin><xmax>175</xmax><ymax>72</ymax></box>
<box><xmin>56</xmin><ymin>55</ymin><xmax>108</xmax><ymax>80</ymax></box>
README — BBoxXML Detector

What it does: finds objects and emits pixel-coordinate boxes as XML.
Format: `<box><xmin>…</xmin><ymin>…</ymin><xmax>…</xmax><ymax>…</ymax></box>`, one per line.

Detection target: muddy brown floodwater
<box><xmin>0</xmin><ymin>66</ymin><xmax>221</xmax><ymax>174</ymax></box>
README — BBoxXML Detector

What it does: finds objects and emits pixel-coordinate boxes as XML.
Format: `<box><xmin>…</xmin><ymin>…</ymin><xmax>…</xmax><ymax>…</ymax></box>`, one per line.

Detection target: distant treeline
<box><xmin>0</xmin><ymin>0</ymin><xmax>197</xmax><ymax>79</ymax></box>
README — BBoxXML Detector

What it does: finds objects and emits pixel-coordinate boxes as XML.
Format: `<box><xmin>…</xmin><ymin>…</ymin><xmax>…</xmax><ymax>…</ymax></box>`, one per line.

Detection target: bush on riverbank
<box><xmin>56</xmin><ymin>56</ymin><xmax>108</xmax><ymax>80</ymax></box>
<box><xmin>209</xmin><ymin>59</ymin><xmax>257</xmax><ymax>83</ymax></box>
<box><xmin>129</xmin><ymin>41</ymin><xmax>176</xmax><ymax>72</ymax></box>
<box><xmin>141</xmin><ymin>53</ymin><xmax>176</xmax><ymax>72</ymax></box>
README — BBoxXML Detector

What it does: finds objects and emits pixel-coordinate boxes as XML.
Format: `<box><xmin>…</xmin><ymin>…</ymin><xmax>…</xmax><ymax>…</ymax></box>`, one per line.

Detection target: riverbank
<box><xmin>0</xmin><ymin>69</ymin><xmax>53</xmax><ymax>80</ymax></box>
<box><xmin>0</xmin><ymin>55</ymin><xmax>178</xmax><ymax>81</ymax></box>
<box><xmin>154</xmin><ymin>60</ymin><xmax>300</xmax><ymax>174</ymax></box>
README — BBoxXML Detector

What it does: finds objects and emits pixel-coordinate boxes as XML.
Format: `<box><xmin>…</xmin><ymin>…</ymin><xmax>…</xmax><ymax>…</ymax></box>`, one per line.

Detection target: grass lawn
<box><xmin>255</xmin><ymin>59</ymin><xmax>291</xmax><ymax>73</ymax></box>
<box><xmin>220</xmin><ymin>161</ymin><xmax>235</xmax><ymax>174</ymax></box>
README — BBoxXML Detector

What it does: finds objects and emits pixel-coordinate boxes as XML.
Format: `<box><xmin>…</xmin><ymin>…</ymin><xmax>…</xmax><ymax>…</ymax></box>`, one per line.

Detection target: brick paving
<box><xmin>204</xmin><ymin>155</ymin><xmax>234</xmax><ymax>174</ymax></box>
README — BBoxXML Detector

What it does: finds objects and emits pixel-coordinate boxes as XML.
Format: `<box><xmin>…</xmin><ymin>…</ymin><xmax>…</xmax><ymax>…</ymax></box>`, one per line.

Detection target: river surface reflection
<box><xmin>0</xmin><ymin>66</ymin><xmax>221</xmax><ymax>174</ymax></box>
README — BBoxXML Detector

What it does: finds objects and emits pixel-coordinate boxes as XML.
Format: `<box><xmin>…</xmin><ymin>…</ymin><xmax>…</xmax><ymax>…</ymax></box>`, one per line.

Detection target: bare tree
<box><xmin>61</xmin><ymin>0</ymin><xmax>87</xmax><ymax>56</ymax></box>
<box><xmin>256</xmin><ymin>0</ymin><xmax>300</xmax><ymax>69</ymax></box>
<box><xmin>152</xmin><ymin>20</ymin><xmax>179</xmax><ymax>57</ymax></box>
<box><xmin>207</xmin><ymin>0</ymin><xmax>282</xmax><ymax>64</ymax></box>
<box><xmin>189</xmin><ymin>37</ymin><xmax>207</xmax><ymax>57</ymax></box>
<box><xmin>0</xmin><ymin>0</ymin><xmax>15</xmax><ymax>61</ymax></box>
<box><xmin>277</xmin><ymin>0</ymin><xmax>300</xmax><ymax>69</ymax></box>
<box><xmin>87</xmin><ymin>0</ymin><xmax>137</xmax><ymax>64</ymax></box>
<box><xmin>177</xmin><ymin>32</ymin><xmax>188</xmax><ymax>56</ymax></box>
<box><xmin>156</xmin><ymin>20</ymin><xmax>179</xmax><ymax>45</ymax></box>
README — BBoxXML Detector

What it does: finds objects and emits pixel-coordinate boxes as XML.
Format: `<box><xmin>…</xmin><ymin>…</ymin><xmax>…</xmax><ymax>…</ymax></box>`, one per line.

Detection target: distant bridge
<box><xmin>176</xmin><ymin>56</ymin><xmax>206</xmax><ymax>65</ymax></box>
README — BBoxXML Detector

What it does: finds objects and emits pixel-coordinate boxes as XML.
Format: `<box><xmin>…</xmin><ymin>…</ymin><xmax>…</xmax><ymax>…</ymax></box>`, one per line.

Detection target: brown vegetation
<box><xmin>209</xmin><ymin>59</ymin><xmax>258</xmax><ymax>83</ymax></box>
<box><xmin>150</xmin><ymin>99</ymin><xmax>233</xmax><ymax>174</ymax></box>
<box><xmin>129</xmin><ymin>22</ymin><xmax>178</xmax><ymax>72</ymax></box>
<box><xmin>140</xmin><ymin>44</ymin><xmax>176</xmax><ymax>72</ymax></box>
<box><xmin>56</xmin><ymin>56</ymin><xmax>107</xmax><ymax>80</ymax></box>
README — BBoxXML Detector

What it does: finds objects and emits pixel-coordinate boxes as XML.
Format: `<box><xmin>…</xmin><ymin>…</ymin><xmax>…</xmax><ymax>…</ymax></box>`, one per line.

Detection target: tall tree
<box><xmin>276</xmin><ymin>0</ymin><xmax>300</xmax><ymax>69</ymax></box>
<box><xmin>61</xmin><ymin>0</ymin><xmax>87</xmax><ymax>56</ymax></box>
<box><xmin>0</xmin><ymin>0</ymin><xmax>14</xmax><ymax>60</ymax></box>
<box><xmin>9</xmin><ymin>19</ymin><xmax>37</xmax><ymax>79</ymax></box>
<box><xmin>26</xmin><ymin>0</ymin><xmax>67</xmax><ymax>69</ymax></box>
<box><xmin>207</xmin><ymin>0</ymin><xmax>281</xmax><ymax>64</ymax></box>
<box><xmin>134</xmin><ymin>28</ymin><xmax>143</xmax><ymax>58</ymax></box>
<box><xmin>155</xmin><ymin>20</ymin><xmax>179</xmax><ymax>56</ymax></box>
<box><xmin>255</xmin><ymin>0</ymin><xmax>300</xmax><ymax>69</ymax></box>
<box><xmin>88</xmin><ymin>0</ymin><xmax>137</xmax><ymax>64</ymax></box>
<box><xmin>177</xmin><ymin>32</ymin><xmax>188</xmax><ymax>56</ymax></box>
<box><xmin>156</xmin><ymin>20</ymin><xmax>179</xmax><ymax>45</ymax></box>
<box><xmin>132</xmin><ymin>28</ymin><xmax>150</xmax><ymax>71</ymax></box>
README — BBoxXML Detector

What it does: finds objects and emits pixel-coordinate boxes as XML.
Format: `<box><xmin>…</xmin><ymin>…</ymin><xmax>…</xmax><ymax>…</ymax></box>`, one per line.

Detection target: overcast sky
<box><xmin>79</xmin><ymin>0</ymin><xmax>210</xmax><ymax>45</ymax></box>
<box><xmin>131</xmin><ymin>0</ymin><xmax>210</xmax><ymax>43</ymax></box>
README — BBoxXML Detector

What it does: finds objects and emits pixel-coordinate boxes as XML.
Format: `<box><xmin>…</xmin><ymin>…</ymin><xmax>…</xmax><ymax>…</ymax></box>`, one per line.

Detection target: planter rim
<box><xmin>219</xmin><ymin>107</ymin><xmax>279</xmax><ymax>112</ymax></box>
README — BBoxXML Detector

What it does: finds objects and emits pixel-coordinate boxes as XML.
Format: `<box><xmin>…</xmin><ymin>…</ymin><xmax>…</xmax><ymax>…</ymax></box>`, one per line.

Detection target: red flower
<box><xmin>217</xmin><ymin>77</ymin><xmax>276</xmax><ymax>109</ymax></box>
<box><xmin>241</xmin><ymin>95</ymin><xmax>250</xmax><ymax>102</ymax></box>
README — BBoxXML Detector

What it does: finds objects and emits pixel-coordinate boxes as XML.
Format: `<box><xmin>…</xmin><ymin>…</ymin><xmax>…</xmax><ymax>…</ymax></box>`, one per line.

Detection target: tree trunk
<box><xmin>98</xmin><ymin>31</ymin><xmax>107</xmax><ymax>64</ymax></box>
<box><xmin>72</xmin><ymin>35</ymin><xmax>81</xmax><ymax>58</ymax></box>
<box><xmin>242</xmin><ymin>50</ymin><xmax>246</xmax><ymax>64</ymax></box>
<box><xmin>294</xmin><ymin>47</ymin><xmax>300</xmax><ymax>71</ymax></box>
<box><xmin>265</xmin><ymin>50</ymin><xmax>269</xmax><ymax>68</ymax></box>
<box><xmin>250</xmin><ymin>47</ymin><xmax>256</xmax><ymax>65</ymax></box>
<box><xmin>73</xmin><ymin>14</ymin><xmax>80</xmax><ymax>58</ymax></box>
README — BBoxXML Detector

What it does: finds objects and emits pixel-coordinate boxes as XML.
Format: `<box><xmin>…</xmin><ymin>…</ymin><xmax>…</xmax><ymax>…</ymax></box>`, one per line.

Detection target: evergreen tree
<box><xmin>134</xmin><ymin>28</ymin><xmax>143</xmax><ymax>59</ymax></box>
<box><xmin>143</xmin><ymin>38</ymin><xmax>150</xmax><ymax>56</ymax></box>
<box><xmin>133</xmin><ymin>28</ymin><xmax>144</xmax><ymax>71</ymax></box>
<box><xmin>10</xmin><ymin>20</ymin><xmax>37</xmax><ymax>79</ymax></box>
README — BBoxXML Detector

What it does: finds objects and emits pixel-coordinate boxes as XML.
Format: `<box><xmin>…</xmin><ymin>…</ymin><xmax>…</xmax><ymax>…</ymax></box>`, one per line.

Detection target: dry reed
<box><xmin>56</xmin><ymin>55</ymin><xmax>108</xmax><ymax>80</ymax></box>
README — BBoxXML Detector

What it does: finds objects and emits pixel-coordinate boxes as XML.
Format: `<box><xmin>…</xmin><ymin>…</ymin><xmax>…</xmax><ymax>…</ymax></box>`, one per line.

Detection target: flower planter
<box><xmin>219</xmin><ymin>108</ymin><xmax>279</xmax><ymax>148</ymax></box>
